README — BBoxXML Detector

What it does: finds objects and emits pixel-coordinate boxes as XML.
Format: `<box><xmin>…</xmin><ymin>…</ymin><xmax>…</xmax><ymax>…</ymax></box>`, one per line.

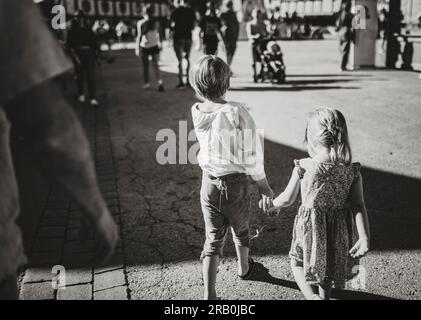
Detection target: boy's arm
<box><xmin>348</xmin><ymin>172</ymin><xmax>370</xmax><ymax>258</ymax></box>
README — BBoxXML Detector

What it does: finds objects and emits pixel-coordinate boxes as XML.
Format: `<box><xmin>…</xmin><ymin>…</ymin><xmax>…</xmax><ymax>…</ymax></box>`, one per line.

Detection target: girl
<box><xmin>135</xmin><ymin>4</ymin><xmax>164</xmax><ymax>92</ymax></box>
<box><xmin>266</xmin><ymin>108</ymin><xmax>370</xmax><ymax>300</ymax></box>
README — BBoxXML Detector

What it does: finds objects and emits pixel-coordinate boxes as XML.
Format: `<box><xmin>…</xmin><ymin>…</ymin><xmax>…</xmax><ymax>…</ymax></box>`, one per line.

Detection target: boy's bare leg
<box><xmin>290</xmin><ymin>259</ymin><xmax>318</xmax><ymax>300</ymax></box>
<box><xmin>0</xmin><ymin>275</ymin><xmax>18</xmax><ymax>300</ymax></box>
<box><xmin>202</xmin><ymin>255</ymin><xmax>219</xmax><ymax>300</ymax></box>
<box><xmin>235</xmin><ymin>245</ymin><xmax>249</xmax><ymax>276</ymax></box>
<box><xmin>318</xmin><ymin>280</ymin><xmax>332</xmax><ymax>300</ymax></box>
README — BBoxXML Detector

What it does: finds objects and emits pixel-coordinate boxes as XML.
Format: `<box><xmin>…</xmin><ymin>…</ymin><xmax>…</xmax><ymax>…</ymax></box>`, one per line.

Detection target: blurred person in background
<box><xmin>336</xmin><ymin>1</ymin><xmax>354</xmax><ymax>71</ymax></box>
<box><xmin>220</xmin><ymin>1</ymin><xmax>239</xmax><ymax>68</ymax></box>
<box><xmin>170</xmin><ymin>0</ymin><xmax>197</xmax><ymax>89</ymax></box>
<box><xmin>0</xmin><ymin>1</ymin><xmax>118</xmax><ymax>299</ymax></box>
<box><xmin>199</xmin><ymin>2</ymin><xmax>223</xmax><ymax>55</ymax></box>
<box><xmin>93</xmin><ymin>19</ymin><xmax>111</xmax><ymax>51</ymax></box>
<box><xmin>115</xmin><ymin>20</ymin><xmax>129</xmax><ymax>44</ymax></box>
<box><xmin>67</xmin><ymin>10</ymin><xmax>100</xmax><ymax>106</ymax></box>
<box><xmin>247</xmin><ymin>8</ymin><xmax>269</xmax><ymax>80</ymax></box>
<box><xmin>135</xmin><ymin>4</ymin><xmax>164</xmax><ymax>92</ymax></box>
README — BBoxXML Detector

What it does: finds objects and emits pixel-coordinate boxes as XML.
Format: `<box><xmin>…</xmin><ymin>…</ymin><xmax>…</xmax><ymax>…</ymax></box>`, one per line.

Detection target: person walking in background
<box><xmin>199</xmin><ymin>3</ymin><xmax>223</xmax><ymax>55</ymax></box>
<box><xmin>0</xmin><ymin>1</ymin><xmax>118</xmax><ymax>299</ymax></box>
<box><xmin>336</xmin><ymin>1</ymin><xmax>354</xmax><ymax>71</ymax></box>
<box><xmin>135</xmin><ymin>4</ymin><xmax>164</xmax><ymax>92</ymax></box>
<box><xmin>220</xmin><ymin>1</ymin><xmax>239</xmax><ymax>69</ymax></box>
<box><xmin>266</xmin><ymin>108</ymin><xmax>370</xmax><ymax>300</ymax></box>
<box><xmin>115</xmin><ymin>20</ymin><xmax>129</xmax><ymax>44</ymax></box>
<box><xmin>170</xmin><ymin>0</ymin><xmax>197</xmax><ymax>89</ymax></box>
<box><xmin>67</xmin><ymin>10</ymin><xmax>100</xmax><ymax>107</ymax></box>
<box><xmin>189</xmin><ymin>56</ymin><xmax>274</xmax><ymax>300</ymax></box>
<box><xmin>246</xmin><ymin>9</ymin><xmax>269</xmax><ymax>82</ymax></box>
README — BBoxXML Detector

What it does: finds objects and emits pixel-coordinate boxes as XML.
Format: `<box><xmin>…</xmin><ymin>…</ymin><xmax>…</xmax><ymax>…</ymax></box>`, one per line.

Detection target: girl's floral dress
<box><xmin>290</xmin><ymin>159</ymin><xmax>361</xmax><ymax>288</ymax></box>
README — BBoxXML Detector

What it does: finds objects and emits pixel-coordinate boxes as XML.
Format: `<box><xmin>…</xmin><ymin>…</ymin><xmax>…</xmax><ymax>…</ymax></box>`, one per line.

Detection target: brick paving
<box><xmin>19</xmin><ymin>75</ymin><xmax>129</xmax><ymax>300</ymax></box>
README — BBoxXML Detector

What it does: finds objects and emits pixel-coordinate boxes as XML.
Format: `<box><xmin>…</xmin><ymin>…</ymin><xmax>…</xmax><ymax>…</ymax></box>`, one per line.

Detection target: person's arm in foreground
<box><xmin>348</xmin><ymin>172</ymin><xmax>370</xmax><ymax>258</ymax></box>
<box><xmin>5</xmin><ymin>80</ymin><xmax>118</xmax><ymax>264</ymax></box>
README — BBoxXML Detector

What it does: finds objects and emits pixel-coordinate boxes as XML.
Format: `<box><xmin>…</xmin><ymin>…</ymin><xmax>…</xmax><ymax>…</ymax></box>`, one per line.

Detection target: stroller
<box><xmin>252</xmin><ymin>37</ymin><xmax>286</xmax><ymax>84</ymax></box>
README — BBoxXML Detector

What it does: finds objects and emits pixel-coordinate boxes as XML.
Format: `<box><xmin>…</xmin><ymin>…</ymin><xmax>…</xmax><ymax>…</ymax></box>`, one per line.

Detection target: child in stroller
<box><xmin>252</xmin><ymin>38</ymin><xmax>286</xmax><ymax>84</ymax></box>
<box><xmin>261</xmin><ymin>40</ymin><xmax>286</xmax><ymax>84</ymax></box>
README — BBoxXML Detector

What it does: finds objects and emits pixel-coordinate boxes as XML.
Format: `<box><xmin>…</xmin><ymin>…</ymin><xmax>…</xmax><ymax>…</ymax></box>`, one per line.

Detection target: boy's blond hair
<box><xmin>189</xmin><ymin>55</ymin><xmax>230</xmax><ymax>101</ymax></box>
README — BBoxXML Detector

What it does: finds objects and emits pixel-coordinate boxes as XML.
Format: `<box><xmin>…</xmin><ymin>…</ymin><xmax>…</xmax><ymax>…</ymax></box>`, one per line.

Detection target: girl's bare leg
<box><xmin>318</xmin><ymin>280</ymin><xmax>332</xmax><ymax>300</ymax></box>
<box><xmin>290</xmin><ymin>259</ymin><xmax>318</xmax><ymax>300</ymax></box>
<box><xmin>202</xmin><ymin>255</ymin><xmax>219</xmax><ymax>300</ymax></box>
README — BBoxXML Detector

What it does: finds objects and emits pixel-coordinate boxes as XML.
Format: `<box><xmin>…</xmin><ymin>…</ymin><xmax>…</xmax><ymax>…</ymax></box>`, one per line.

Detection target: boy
<box><xmin>190</xmin><ymin>56</ymin><xmax>273</xmax><ymax>300</ymax></box>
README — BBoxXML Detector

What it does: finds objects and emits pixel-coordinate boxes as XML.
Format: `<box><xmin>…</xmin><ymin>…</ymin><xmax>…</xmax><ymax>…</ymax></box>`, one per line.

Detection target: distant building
<box><xmin>63</xmin><ymin>0</ymin><xmax>170</xmax><ymax>19</ymax></box>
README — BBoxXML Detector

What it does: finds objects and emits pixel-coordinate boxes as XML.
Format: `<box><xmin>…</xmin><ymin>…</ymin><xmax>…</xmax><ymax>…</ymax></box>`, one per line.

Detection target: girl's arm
<box><xmin>268</xmin><ymin>167</ymin><xmax>301</xmax><ymax>213</ymax></box>
<box><xmin>348</xmin><ymin>172</ymin><xmax>370</xmax><ymax>258</ymax></box>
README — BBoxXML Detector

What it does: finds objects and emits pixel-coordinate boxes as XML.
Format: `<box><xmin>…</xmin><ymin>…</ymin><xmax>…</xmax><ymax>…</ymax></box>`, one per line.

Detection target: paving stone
<box><xmin>32</xmin><ymin>238</ymin><xmax>64</xmax><ymax>253</ymax></box>
<box><xmin>62</xmin><ymin>252</ymin><xmax>93</xmax><ymax>269</ymax></box>
<box><xmin>43</xmin><ymin>210</ymin><xmax>68</xmax><ymax>218</ymax></box>
<box><xmin>103</xmin><ymin>191</ymin><xmax>118</xmax><ymax>200</ymax></box>
<box><xmin>40</xmin><ymin>216</ymin><xmax>68</xmax><ymax>227</ymax></box>
<box><xmin>64</xmin><ymin>240</ymin><xmax>95</xmax><ymax>254</ymax></box>
<box><xmin>29</xmin><ymin>251</ymin><xmax>61</xmax><ymax>267</ymax></box>
<box><xmin>68</xmin><ymin>218</ymin><xmax>80</xmax><ymax>229</ymax></box>
<box><xmin>57</xmin><ymin>284</ymin><xmax>92</xmax><ymax>300</ymax></box>
<box><xmin>65</xmin><ymin>268</ymin><xmax>93</xmax><ymax>286</ymax></box>
<box><xmin>23</xmin><ymin>267</ymin><xmax>54</xmax><ymax>283</ymax></box>
<box><xmin>106</xmin><ymin>198</ymin><xmax>119</xmax><ymax>207</ymax></box>
<box><xmin>94</xmin><ymin>269</ymin><xmax>126</xmax><ymax>292</ymax></box>
<box><xmin>94</xmin><ymin>254</ymin><xmax>124</xmax><ymax>274</ymax></box>
<box><xmin>37</xmin><ymin>226</ymin><xmax>66</xmax><ymax>238</ymax></box>
<box><xmin>20</xmin><ymin>281</ymin><xmax>55</xmax><ymax>300</ymax></box>
<box><xmin>93</xmin><ymin>286</ymin><xmax>127</xmax><ymax>300</ymax></box>
<box><xmin>66</xmin><ymin>229</ymin><xmax>80</xmax><ymax>241</ymax></box>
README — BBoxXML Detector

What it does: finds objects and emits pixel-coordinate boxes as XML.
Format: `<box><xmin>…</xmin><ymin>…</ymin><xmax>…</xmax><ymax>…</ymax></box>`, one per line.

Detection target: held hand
<box><xmin>80</xmin><ymin>210</ymin><xmax>119</xmax><ymax>265</ymax></box>
<box><xmin>258</xmin><ymin>194</ymin><xmax>274</xmax><ymax>213</ymax></box>
<box><xmin>349</xmin><ymin>238</ymin><xmax>369</xmax><ymax>258</ymax></box>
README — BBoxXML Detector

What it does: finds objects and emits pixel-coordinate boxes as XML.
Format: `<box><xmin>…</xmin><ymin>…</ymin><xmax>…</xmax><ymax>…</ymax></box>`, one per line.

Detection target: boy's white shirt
<box><xmin>191</xmin><ymin>101</ymin><xmax>266</xmax><ymax>181</ymax></box>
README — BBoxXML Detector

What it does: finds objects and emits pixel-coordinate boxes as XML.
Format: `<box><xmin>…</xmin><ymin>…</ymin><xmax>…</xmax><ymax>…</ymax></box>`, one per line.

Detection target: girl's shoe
<box><xmin>143</xmin><ymin>83</ymin><xmax>151</xmax><ymax>89</ymax></box>
<box><xmin>238</xmin><ymin>258</ymin><xmax>255</xmax><ymax>280</ymax></box>
<box><xmin>78</xmin><ymin>94</ymin><xmax>86</xmax><ymax>103</ymax></box>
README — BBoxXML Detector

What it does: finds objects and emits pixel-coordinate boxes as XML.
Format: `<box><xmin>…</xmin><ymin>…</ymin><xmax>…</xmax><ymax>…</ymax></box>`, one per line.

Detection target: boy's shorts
<box><xmin>200</xmin><ymin>172</ymin><xmax>250</xmax><ymax>260</ymax></box>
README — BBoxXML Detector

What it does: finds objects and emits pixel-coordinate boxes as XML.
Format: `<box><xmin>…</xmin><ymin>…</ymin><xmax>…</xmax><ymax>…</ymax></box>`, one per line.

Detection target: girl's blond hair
<box><xmin>305</xmin><ymin>108</ymin><xmax>352</xmax><ymax>164</ymax></box>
